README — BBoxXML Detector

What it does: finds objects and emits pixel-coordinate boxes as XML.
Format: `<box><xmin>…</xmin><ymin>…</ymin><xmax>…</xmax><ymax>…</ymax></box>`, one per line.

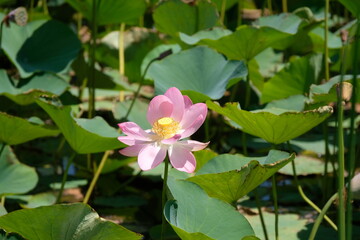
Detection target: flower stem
<box><xmin>0</xmin><ymin>21</ymin><xmax>4</xmax><ymax>50</ymax></box>
<box><xmin>282</xmin><ymin>0</ymin><xmax>288</xmax><ymax>12</ymax></box>
<box><xmin>220</xmin><ymin>0</ymin><xmax>227</xmax><ymax>25</ymax></box>
<box><xmin>124</xmin><ymin>58</ymin><xmax>157</xmax><ymax>120</ymax></box>
<box><xmin>0</xmin><ymin>196</ymin><xmax>5</xmax><ymax>207</ymax></box>
<box><xmin>56</xmin><ymin>152</ymin><xmax>76</xmax><ymax>203</ymax></box>
<box><xmin>83</xmin><ymin>150</ymin><xmax>110</xmax><ymax>204</ymax></box>
<box><xmin>255</xmin><ymin>188</ymin><xmax>269</xmax><ymax>240</ymax></box>
<box><xmin>0</xmin><ymin>143</ymin><xmax>5</xmax><ymax>157</ymax></box>
<box><xmin>324</xmin><ymin>0</ymin><xmax>330</xmax><ymax>82</ymax></box>
<box><xmin>291</xmin><ymin>155</ymin><xmax>337</xmax><ymax>230</ymax></box>
<box><xmin>161</xmin><ymin>158</ymin><xmax>170</xmax><ymax>240</ymax></box>
<box><xmin>336</xmin><ymin>69</ymin><xmax>346</xmax><ymax>240</ymax></box>
<box><xmin>119</xmin><ymin>23</ymin><xmax>126</xmax><ymax>76</ymax></box>
<box><xmin>88</xmin><ymin>0</ymin><xmax>98</xmax><ymax>119</ymax></box>
<box><xmin>237</xmin><ymin>0</ymin><xmax>242</xmax><ymax>26</ymax></box>
<box><xmin>272</xmin><ymin>175</ymin><xmax>279</xmax><ymax>240</ymax></box>
<box><xmin>346</xmin><ymin>23</ymin><xmax>360</xmax><ymax>240</ymax></box>
<box><xmin>309</xmin><ymin>192</ymin><xmax>338</xmax><ymax>240</ymax></box>
<box><xmin>43</xmin><ymin>0</ymin><xmax>49</xmax><ymax>15</ymax></box>
<box><xmin>267</xmin><ymin>0</ymin><xmax>272</xmax><ymax>14</ymax></box>
<box><xmin>322</xmin><ymin>121</ymin><xmax>331</xmax><ymax>203</ymax></box>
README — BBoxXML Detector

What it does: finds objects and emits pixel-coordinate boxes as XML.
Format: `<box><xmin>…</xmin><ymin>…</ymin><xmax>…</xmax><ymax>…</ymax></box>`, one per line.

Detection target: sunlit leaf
<box><xmin>0</xmin><ymin>112</ymin><xmax>59</xmax><ymax>145</ymax></box>
<box><xmin>0</xmin><ymin>145</ymin><xmax>38</xmax><ymax>196</ymax></box>
<box><xmin>207</xmin><ymin>101</ymin><xmax>333</xmax><ymax>144</ymax></box>
<box><xmin>153</xmin><ymin>0</ymin><xmax>218</xmax><ymax>38</ymax></box>
<box><xmin>0</xmin><ymin>14</ymin><xmax>81</xmax><ymax>78</ymax></box>
<box><xmin>201</xmin><ymin>25</ymin><xmax>290</xmax><ymax>61</ymax></box>
<box><xmin>165</xmin><ymin>175</ymin><xmax>256</xmax><ymax>240</ymax></box>
<box><xmin>36</xmin><ymin>98</ymin><xmax>123</xmax><ymax>154</ymax></box>
<box><xmin>261</xmin><ymin>54</ymin><xmax>323</xmax><ymax>104</ymax></box>
<box><xmin>147</xmin><ymin>46</ymin><xmax>247</xmax><ymax>100</ymax></box>
<box><xmin>66</xmin><ymin>0</ymin><xmax>146</xmax><ymax>25</ymax></box>
<box><xmin>187</xmin><ymin>150</ymin><xmax>295</xmax><ymax>204</ymax></box>
<box><xmin>0</xmin><ymin>203</ymin><xmax>142</xmax><ymax>240</ymax></box>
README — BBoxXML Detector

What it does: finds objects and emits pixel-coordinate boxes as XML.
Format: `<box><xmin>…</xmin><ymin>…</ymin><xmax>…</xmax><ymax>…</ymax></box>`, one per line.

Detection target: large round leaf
<box><xmin>146</xmin><ymin>46</ymin><xmax>247</xmax><ymax>100</ymax></box>
<box><xmin>0</xmin><ymin>145</ymin><xmax>38</xmax><ymax>196</ymax></box>
<box><xmin>0</xmin><ymin>203</ymin><xmax>142</xmax><ymax>240</ymax></box>
<box><xmin>187</xmin><ymin>150</ymin><xmax>295</xmax><ymax>204</ymax></box>
<box><xmin>36</xmin><ymin>98</ymin><xmax>123</xmax><ymax>154</ymax></box>
<box><xmin>207</xmin><ymin>101</ymin><xmax>333</xmax><ymax>144</ymax></box>
<box><xmin>0</xmin><ymin>70</ymin><xmax>69</xmax><ymax>105</ymax></box>
<box><xmin>201</xmin><ymin>25</ymin><xmax>290</xmax><ymax>61</ymax></box>
<box><xmin>260</xmin><ymin>54</ymin><xmax>323</xmax><ymax>104</ymax></box>
<box><xmin>0</xmin><ymin>112</ymin><xmax>60</xmax><ymax>145</ymax></box>
<box><xmin>66</xmin><ymin>0</ymin><xmax>146</xmax><ymax>25</ymax></box>
<box><xmin>165</xmin><ymin>175</ymin><xmax>256</xmax><ymax>240</ymax></box>
<box><xmin>153</xmin><ymin>0</ymin><xmax>218</xmax><ymax>38</ymax></box>
<box><xmin>1</xmin><ymin>15</ymin><xmax>81</xmax><ymax>78</ymax></box>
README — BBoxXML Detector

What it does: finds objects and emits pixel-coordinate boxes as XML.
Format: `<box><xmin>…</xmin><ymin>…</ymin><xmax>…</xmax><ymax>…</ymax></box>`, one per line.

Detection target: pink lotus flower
<box><xmin>118</xmin><ymin>87</ymin><xmax>208</xmax><ymax>173</ymax></box>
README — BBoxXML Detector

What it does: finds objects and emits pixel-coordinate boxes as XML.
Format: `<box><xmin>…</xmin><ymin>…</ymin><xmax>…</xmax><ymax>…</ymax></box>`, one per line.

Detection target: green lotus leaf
<box><xmin>187</xmin><ymin>150</ymin><xmax>295</xmax><ymax>204</ymax></box>
<box><xmin>0</xmin><ymin>70</ymin><xmax>69</xmax><ymax>105</ymax></box>
<box><xmin>153</xmin><ymin>0</ymin><xmax>218</xmax><ymax>38</ymax></box>
<box><xmin>207</xmin><ymin>101</ymin><xmax>333</xmax><ymax>144</ymax></box>
<box><xmin>0</xmin><ymin>203</ymin><xmax>142</xmax><ymax>240</ymax></box>
<box><xmin>146</xmin><ymin>46</ymin><xmax>247</xmax><ymax>100</ymax></box>
<box><xmin>261</xmin><ymin>54</ymin><xmax>323</xmax><ymax>104</ymax></box>
<box><xmin>66</xmin><ymin>0</ymin><xmax>146</xmax><ymax>25</ymax></box>
<box><xmin>0</xmin><ymin>145</ymin><xmax>38</xmax><ymax>196</ymax></box>
<box><xmin>201</xmin><ymin>25</ymin><xmax>290</xmax><ymax>61</ymax></box>
<box><xmin>36</xmin><ymin>98</ymin><xmax>123</xmax><ymax>154</ymax></box>
<box><xmin>0</xmin><ymin>15</ymin><xmax>81</xmax><ymax>78</ymax></box>
<box><xmin>165</xmin><ymin>175</ymin><xmax>256</xmax><ymax>240</ymax></box>
<box><xmin>0</xmin><ymin>112</ymin><xmax>59</xmax><ymax>145</ymax></box>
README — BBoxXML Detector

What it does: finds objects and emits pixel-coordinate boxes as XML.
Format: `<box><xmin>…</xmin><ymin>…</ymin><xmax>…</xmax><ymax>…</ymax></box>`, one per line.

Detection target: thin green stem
<box><xmin>124</xmin><ymin>58</ymin><xmax>157</xmax><ymax>120</ymax></box>
<box><xmin>267</xmin><ymin>0</ymin><xmax>272</xmax><ymax>14</ymax></box>
<box><xmin>324</xmin><ymin>0</ymin><xmax>330</xmax><ymax>82</ymax></box>
<box><xmin>161</xmin><ymin>158</ymin><xmax>170</xmax><ymax>240</ymax></box>
<box><xmin>255</xmin><ymin>188</ymin><xmax>269</xmax><ymax>240</ymax></box>
<box><xmin>56</xmin><ymin>152</ymin><xmax>77</xmax><ymax>203</ymax></box>
<box><xmin>241</xmin><ymin>132</ymin><xmax>248</xmax><ymax>156</ymax></box>
<box><xmin>0</xmin><ymin>196</ymin><xmax>5</xmax><ymax>206</ymax></box>
<box><xmin>309</xmin><ymin>192</ymin><xmax>338</xmax><ymax>240</ymax></box>
<box><xmin>0</xmin><ymin>21</ymin><xmax>4</xmax><ymax>50</ymax></box>
<box><xmin>29</xmin><ymin>0</ymin><xmax>34</xmax><ymax>21</ymax></box>
<box><xmin>336</xmin><ymin>70</ymin><xmax>346</xmax><ymax>240</ymax></box>
<box><xmin>83</xmin><ymin>150</ymin><xmax>110</xmax><ymax>204</ymax></box>
<box><xmin>88</xmin><ymin>0</ymin><xmax>98</xmax><ymax>119</ymax></box>
<box><xmin>346</xmin><ymin>22</ymin><xmax>360</xmax><ymax>240</ymax></box>
<box><xmin>119</xmin><ymin>23</ymin><xmax>126</xmax><ymax>76</ymax></box>
<box><xmin>272</xmin><ymin>175</ymin><xmax>279</xmax><ymax>240</ymax></box>
<box><xmin>322</xmin><ymin>121</ymin><xmax>330</xmax><ymax>203</ymax></box>
<box><xmin>237</xmin><ymin>0</ymin><xmax>242</xmax><ymax>26</ymax></box>
<box><xmin>43</xmin><ymin>0</ymin><xmax>49</xmax><ymax>15</ymax></box>
<box><xmin>220</xmin><ymin>0</ymin><xmax>227</xmax><ymax>25</ymax></box>
<box><xmin>282</xmin><ymin>0</ymin><xmax>288</xmax><ymax>12</ymax></box>
<box><xmin>0</xmin><ymin>143</ymin><xmax>5</xmax><ymax>157</ymax></box>
<box><xmin>291</xmin><ymin>156</ymin><xmax>337</xmax><ymax>230</ymax></box>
